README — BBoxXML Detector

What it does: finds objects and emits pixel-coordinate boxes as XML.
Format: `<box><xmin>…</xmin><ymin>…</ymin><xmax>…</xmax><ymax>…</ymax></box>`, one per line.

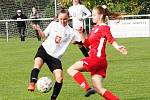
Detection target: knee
<box><xmin>55</xmin><ymin>75</ymin><xmax>63</xmax><ymax>83</ymax></box>
<box><xmin>67</xmin><ymin>67</ymin><xmax>73</xmax><ymax>76</ymax></box>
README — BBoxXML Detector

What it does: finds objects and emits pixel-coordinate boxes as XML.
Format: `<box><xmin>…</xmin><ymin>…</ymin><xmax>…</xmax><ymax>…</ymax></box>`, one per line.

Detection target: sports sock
<box><xmin>79</xmin><ymin>46</ymin><xmax>89</xmax><ymax>57</ymax></box>
<box><xmin>51</xmin><ymin>82</ymin><xmax>63</xmax><ymax>99</ymax></box>
<box><xmin>73</xmin><ymin>71</ymin><xmax>90</xmax><ymax>91</ymax></box>
<box><xmin>103</xmin><ymin>90</ymin><xmax>120</xmax><ymax>100</ymax></box>
<box><xmin>30</xmin><ymin>68</ymin><xmax>40</xmax><ymax>83</ymax></box>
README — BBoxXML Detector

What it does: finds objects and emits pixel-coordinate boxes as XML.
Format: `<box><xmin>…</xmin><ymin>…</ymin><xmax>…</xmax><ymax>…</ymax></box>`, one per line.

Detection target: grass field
<box><xmin>0</xmin><ymin>37</ymin><xmax>150</xmax><ymax>100</ymax></box>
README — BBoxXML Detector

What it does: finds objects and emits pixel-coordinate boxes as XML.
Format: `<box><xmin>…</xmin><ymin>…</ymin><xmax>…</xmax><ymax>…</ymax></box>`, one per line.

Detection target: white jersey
<box><xmin>42</xmin><ymin>21</ymin><xmax>81</xmax><ymax>59</ymax></box>
<box><xmin>68</xmin><ymin>4</ymin><xmax>91</xmax><ymax>30</ymax></box>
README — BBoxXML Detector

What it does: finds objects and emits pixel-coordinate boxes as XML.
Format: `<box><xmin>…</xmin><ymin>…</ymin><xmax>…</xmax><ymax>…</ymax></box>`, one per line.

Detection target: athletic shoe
<box><xmin>85</xmin><ymin>88</ymin><xmax>96</xmax><ymax>97</ymax></box>
<box><xmin>28</xmin><ymin>82</ymin><xmax>35</xmax><ymax>92</ymax></box>
<box><xmin>51</xmin><ymin>96</ymin><xmax>57</xmax><ymax>100</ymax></box>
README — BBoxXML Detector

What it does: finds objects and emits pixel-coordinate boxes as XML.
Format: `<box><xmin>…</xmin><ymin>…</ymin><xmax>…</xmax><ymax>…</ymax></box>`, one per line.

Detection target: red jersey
<box><xmin>84</xmin><ymin>25</ymin><xmax>115</xmax><ymax>60</ymax></box>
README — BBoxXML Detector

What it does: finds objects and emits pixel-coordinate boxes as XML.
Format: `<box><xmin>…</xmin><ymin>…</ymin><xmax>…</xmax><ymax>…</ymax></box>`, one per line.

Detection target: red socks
<box><xmin>73</xmin><ymin>71</ymin><xmax>90</xmax><ymax>91</ymax></box>
<box><xmin>103</xmin><ymin>90</ymin><xmax>120</xmax><ymax>100</ymax></box>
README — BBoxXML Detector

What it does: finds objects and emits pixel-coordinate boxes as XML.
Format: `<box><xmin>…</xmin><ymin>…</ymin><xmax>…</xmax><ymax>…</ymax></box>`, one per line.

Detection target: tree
<box><xmin>58</xmin><ymin>0</ymin><xmax>148</xmax><ymax>15</ymax></box>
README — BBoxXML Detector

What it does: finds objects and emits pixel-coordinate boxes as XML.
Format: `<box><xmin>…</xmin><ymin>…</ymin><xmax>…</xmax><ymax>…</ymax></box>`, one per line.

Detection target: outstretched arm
<box><xmin>112</xmin><ymin>41</ymin><xmax>127</xmax><ymax>55</ymax></box>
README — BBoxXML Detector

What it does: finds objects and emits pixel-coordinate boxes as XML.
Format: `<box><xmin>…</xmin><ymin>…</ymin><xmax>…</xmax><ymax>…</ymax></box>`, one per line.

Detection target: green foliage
<box><xmin>43</xmin><ymin>3</ymin><xmax>55</xmax><ymax>18</ymax></box>
<box><xmin>59</xmin><ymin>0</ymin><xmax>149</xmax><ymax>14</ymax></box>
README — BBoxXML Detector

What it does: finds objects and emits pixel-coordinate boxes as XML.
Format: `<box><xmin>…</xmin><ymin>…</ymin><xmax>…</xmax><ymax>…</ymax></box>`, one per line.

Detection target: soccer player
<box><xmin>68</xmin><ymin>0</ymin><xmax>91</xmax><ymax>57</ymax></box>
<box><xmin>67</xmin><ymin>5</ymin><xmax>127</xmax><ymax>100</ymax></box>
<box><xmin>27</xmin><ymin>8</ymin><xmax>81</xmax><ymax>100</ymax></box>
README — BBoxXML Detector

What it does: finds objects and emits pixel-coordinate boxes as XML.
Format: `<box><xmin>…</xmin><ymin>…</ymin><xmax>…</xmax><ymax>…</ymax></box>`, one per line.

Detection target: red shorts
<box><xmin>81</xmin><ymin>57</ymin><xmax>107</xmax><ymax>78</ymax></box>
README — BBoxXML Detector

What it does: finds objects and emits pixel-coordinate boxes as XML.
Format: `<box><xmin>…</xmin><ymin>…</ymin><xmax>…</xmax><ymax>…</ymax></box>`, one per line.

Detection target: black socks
<box><xmin>30</xmin><ymin>68</ymin><xmax>40</xmax><ymax>83</ymax></box>
<box><xmin>51</xmin><ymin>82</ymin><xmax>63</xmax><ymax>99</ymax></box>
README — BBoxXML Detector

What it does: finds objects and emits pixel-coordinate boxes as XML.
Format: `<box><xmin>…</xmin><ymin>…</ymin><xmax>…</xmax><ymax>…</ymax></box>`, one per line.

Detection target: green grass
<box><xmin>0</xmin><ymin>37</ymin><xmax>150</xmax><ymax>100</ymax></box>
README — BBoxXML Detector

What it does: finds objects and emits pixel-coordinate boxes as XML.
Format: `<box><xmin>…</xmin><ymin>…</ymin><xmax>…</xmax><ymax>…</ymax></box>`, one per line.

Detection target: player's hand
<box><xmin>78</xmin><ymin>18</ymin><xmax>83</xmax><ymax>21</ymax></box>
<box><xmin>118</xmin><ymin>46</ymin><xmax>127</xmax><ymax>55</ymax></box>
<box><xmin>76</xmin><ymin>26</ymin><xmax>83</xmax><ymax>34</ymax></box>
<box><xmin>32</xmin><ymin>24</ymin><xmax>40</xmax><ymax>31</ymax></box>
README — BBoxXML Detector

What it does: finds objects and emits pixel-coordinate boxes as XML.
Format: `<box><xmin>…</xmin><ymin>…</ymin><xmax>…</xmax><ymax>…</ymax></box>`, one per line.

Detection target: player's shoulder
<box><xmin>80</xmin><ymin>4</ymin><xmax>86</xmax><ymax>8</ymax></box>
<box><xmin>66</xmin><ymin>25</ymin><xmax>74</xmax><ymax>32</ymax></box>
<box><xmin>99</xmin><ymin>25</ymin><xmax>110</xmax><ymax>30</ymax></box>
<box><xmin>50</xmin><ymin>21</ymin><xmax>58</xmax><ymax>26</ymax></box>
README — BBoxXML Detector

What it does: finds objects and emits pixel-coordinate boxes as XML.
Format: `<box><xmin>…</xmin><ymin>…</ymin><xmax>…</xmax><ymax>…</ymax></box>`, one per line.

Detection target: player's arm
<box><xmin>112</xmin><ymin>41</ymin><xmax>127</xmax><ymax>55</ymax></box>
<box><xmin>77</xmin><ymin>27</ymin><xmax>86</xmax><ymax>41</ymax></box>
<box><xmin>76</xmin><ymin>27</ymin><xmax>90</xmax><ymax>48</ymax></box>
<box><xmin>104</xmin><ymin>26</ymin><xmax>127</xmax><ymax>55</ymax></box>
<box><xmin>32</xmin><ymin>24</ymin><xmax>45</xmax><ymax>39</ymax></box>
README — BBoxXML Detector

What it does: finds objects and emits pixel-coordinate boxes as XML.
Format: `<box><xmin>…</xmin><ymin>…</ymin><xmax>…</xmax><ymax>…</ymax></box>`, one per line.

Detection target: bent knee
<box><xmin>55</xmin><ymin>76</ymin><xmax>63</xmax><ymax>83</ymax></box>
<box><xmin>67</xmin><ymin>67</ymin><xmax>72</xmax><ymax>75</ymax></box>
<box><xmin>67</xmin><ymin>67</ymin><xmax>79</xmax><ymax>77</ymax></box>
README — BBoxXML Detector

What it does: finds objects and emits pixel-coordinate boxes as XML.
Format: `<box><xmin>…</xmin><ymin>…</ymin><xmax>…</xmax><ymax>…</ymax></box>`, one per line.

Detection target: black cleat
<box><xmin>85</xmin><ymin>88</ymin><xmax>96</xmax><ymax>97</ymax></box>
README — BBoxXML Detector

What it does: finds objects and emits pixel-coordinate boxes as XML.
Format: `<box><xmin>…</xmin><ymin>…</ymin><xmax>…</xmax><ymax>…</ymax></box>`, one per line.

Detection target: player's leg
<box><xmin>28</xmin><ymin>45</ymin><xmax>45</xmax><ymax>92</ymax></box>
<box><xmin>51</xmin><ymin>69</ymin><xmax>63</xmax><ymax>100</ymax></box>
<box><xmin>45</xmin><ymin>56</ymin><xmax>63</xmax><ymax>100</ymax></box>
<box><xmin>67</xmin><ymin>61</ymin><xmax>94</xmax><ymax>96</ymax></box>
<box><xmin>28</xmin><ymin>57</ymin><xmax>44</xmax><ymax>92</ymax></box>
<box><xmin>91</xmin><ymin>75</ymin><xmax>120</xmax><ymax>100</ymax></box>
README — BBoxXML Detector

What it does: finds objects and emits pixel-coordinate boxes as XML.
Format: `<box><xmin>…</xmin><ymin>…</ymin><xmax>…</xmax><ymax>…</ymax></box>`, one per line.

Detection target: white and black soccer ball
<box><xmin>36</xmin><ymin>77</ymin><xmax>52</xmax><ymax>93</ymax></box>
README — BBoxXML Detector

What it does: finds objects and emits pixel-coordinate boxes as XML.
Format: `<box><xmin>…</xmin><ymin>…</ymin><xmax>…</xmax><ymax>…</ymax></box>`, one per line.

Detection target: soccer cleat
<box><xmin>51</xmin><ymin>96</ymin><xmax>56</xmax><ymax>100</ymax></box>
<box><xmin>85</xmin><ymin>88</ymin><xmax>96</xmax><ymax>97</ymax></box>
<box><xmin>28</xmin><ymin>82</ymin><xmax>35</xmax><ymax>92</ymax></box>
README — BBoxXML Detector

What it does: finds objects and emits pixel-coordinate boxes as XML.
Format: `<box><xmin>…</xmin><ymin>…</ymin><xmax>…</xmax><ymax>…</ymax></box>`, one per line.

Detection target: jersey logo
<box><xmin>55</xmin><ymin>35</ymin><xmax>62</xmax><ymax>44</ymax></box>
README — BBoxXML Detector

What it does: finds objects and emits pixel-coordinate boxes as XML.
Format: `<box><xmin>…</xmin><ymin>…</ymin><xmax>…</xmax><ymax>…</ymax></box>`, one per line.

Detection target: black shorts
<box><xmin>34</xmin><ymin>45</ymin><xmax>62</xmax><ymax>72</ymax></box>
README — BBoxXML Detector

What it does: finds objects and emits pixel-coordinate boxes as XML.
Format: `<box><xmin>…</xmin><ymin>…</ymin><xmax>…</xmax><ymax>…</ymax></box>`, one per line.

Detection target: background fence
<box><xmin>0</xmin><ymin>0</ymin><xmax>61</xmax><ymax>40</ymax></box>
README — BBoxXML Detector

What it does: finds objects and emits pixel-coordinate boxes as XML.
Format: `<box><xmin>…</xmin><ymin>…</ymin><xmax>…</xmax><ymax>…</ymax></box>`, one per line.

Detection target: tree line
<box><xmin>60</xmin><ymin>0</ymin><xmax>150</xmax><ymax>15</ymax></box>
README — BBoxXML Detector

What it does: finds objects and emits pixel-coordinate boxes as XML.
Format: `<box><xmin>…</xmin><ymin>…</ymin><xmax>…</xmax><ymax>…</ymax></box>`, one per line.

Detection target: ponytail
<box><xmin>94</xmin><ymin>5</ymin><xmax>122</xmax><ymax>21</ymax></box>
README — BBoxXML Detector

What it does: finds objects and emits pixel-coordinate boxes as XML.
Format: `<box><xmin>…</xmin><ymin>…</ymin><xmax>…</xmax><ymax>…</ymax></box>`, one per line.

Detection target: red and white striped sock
<box><xmin>73</xmin><ymin>71</ymin><xmax>90</xmax><ymax>91</ymax></box>
<box><xmin>103</xmin><ymin>90</ymin><xmax>120</xmax><ymax>100</ymax></box>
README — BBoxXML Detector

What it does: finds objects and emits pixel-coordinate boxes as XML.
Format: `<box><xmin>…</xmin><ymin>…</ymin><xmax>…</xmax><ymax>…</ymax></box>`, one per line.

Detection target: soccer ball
<box><xmin>36</xmin><ymin>77</ymin><xmax>52</xmax><ymax>93</ymax></box>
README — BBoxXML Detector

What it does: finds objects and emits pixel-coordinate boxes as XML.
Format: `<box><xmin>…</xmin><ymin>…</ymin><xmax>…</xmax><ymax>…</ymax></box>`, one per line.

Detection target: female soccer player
<box><xmin>27</xmin><ymin>8</ymin><xmax>81</xmax><ymax>100</ymax></box>
<box><xmin>68</xmin><ymin>0</ymin><xmax>91</xmax><ymax>57</ymax></box>
<box><xmin>67</xmin><ymin>5</ymin><xmax>127</xmax><ymax>100</ymax></box>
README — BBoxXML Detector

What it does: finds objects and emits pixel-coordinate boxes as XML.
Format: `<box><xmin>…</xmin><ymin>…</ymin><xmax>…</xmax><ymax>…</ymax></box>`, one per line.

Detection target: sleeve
<box><xmin>102</xmin><ymin>26</ymin><xmax>116</xmax><ymax>44</ymax></box>
<box><xmin>43</xmin><ymin>21</ymin><xmax>54</xmax><ymax>37</ymax></box>
<box><xmin>82</xmin><ymin>5</ymin><xmax>91</xmax><ymax>19</ymax></box>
